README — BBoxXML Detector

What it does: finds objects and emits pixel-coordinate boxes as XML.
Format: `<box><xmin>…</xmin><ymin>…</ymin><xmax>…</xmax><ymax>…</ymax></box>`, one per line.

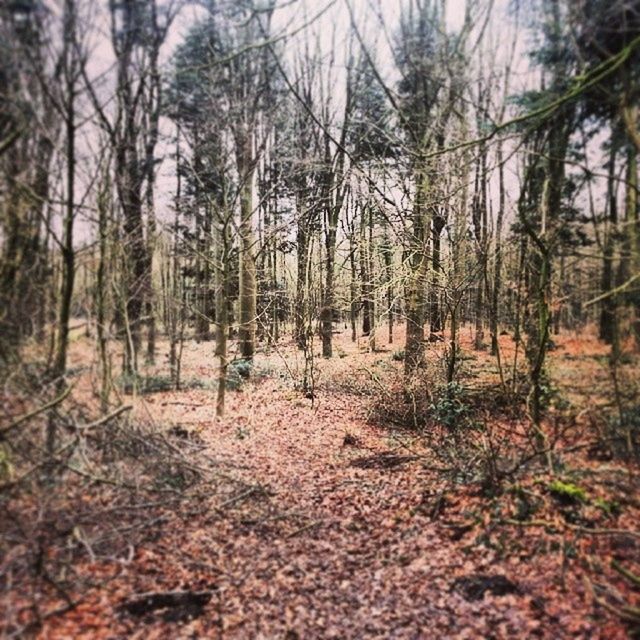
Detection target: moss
<box><xmin>547</xmin><ymin>480</ymin><xmax>588</xmax><ymax>504</ymax></box>
<box><xmin>593</xmin><ymin>497</ymin><xmax>621</xmax><ymax>516</ymax></box>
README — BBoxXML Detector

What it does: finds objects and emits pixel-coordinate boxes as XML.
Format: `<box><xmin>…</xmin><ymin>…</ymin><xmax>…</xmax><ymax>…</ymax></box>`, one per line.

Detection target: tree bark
<box><xmin>404</xmin><ymin>165</ymin><xmax>430</xmax><ymax>376</ymax></box>
<box><xmin>599</xmin><ymin>141</ymin><xmax>618</xmax><ymax>344</ymax></box>
<box><xmin>237</xmin><ymin>130</ymin><xmax>257</xmax><ymax>361</ymax></box>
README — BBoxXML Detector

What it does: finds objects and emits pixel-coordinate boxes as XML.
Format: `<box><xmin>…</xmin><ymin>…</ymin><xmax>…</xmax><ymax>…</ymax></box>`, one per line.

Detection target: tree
<box><xmin>84</xmin><ymin>0</ymin><xmax>176</xmax><ymax>382</ymax></box>
<box><xmin>0</xmin><ymin>0</ymin><xmax>59</xmax><ymax>361</ymax></box>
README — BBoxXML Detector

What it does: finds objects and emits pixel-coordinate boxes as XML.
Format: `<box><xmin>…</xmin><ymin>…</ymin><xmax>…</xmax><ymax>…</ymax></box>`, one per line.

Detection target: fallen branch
<box><xmin>500</xmin><ymin>518</ymin><xmax>640</xmax><ymax>539</ymax></box>
<box><xmin>119</xmin><ymin>589</ymin><xmax>213</xmax><ymax>617</ymax></box>
<box><xmin>612</xmin><ymin>560</ymin><xmax>640</xmax><ymax>587</ymax></box>
<box><xmin>287</xmin><ymin>520</ymin><xmax>321</xmax><ymax>538</ymax></box>
<box><xmin>79</xmin><ymin>405</ymin><xmax>132</xmax><ymax>433</ymax></box>
<box><xmin>1</xmin><ymin>385</ymin><xmax>72</xmax><ymax>439</ymax></box>
<box><xmin>358</xmin><ymin>366</ymin><xmax>389</xmax><ymax>395</ymax></box>
<box><xmin>584</xmin><ymin>575</ymin><xmax>640</xmax><ymax>625</ymax></box>
<box><xmin>214</xmin><ymin>485</ymin><xmax>268</xmax><ymax>512</ymax></box>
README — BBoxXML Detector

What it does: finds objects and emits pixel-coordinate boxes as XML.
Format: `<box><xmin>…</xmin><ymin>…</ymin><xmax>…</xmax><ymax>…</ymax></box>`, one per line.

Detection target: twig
<box><xmin>287</xmin><ymin>519</ymin><xmax>321</xmax><ymax>538</ymax></box>
<box><xmin>500</xmin><ymin>518</ymin><xmax>640</xmax><ymax>538</ymax></box>
<box><xmin>1</xmin><ymin>385</ymin><xmax>72</xmax><ymax>438</ymax></box>
<box><xmin>215</xmin><ymin>486</ymin><xmax>263</xmax><ymax>512</ymax></box>
<box><xmin>78</xmin><ymin>404</ymin><xmax>132</xmax><ymax>433</ymax></box>
<box><xmin>612</xmin><ymin>560</ymin><xmax>640</xmax><ymax>587</ymax></box>
<box><xmin>9</xmin><ymin>602</ymin><xmax>77</xmax><ymax>640</ymax></box>
<box><xmin>584</xmin><ymin>575</ymin><xmax>640</xmax><ymax>624</ymax></box>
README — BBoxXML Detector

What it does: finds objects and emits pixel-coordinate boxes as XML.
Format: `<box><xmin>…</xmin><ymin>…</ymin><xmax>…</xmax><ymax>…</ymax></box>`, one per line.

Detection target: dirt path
<box><xmin>39</xmin><ymin>335</ymin><xmax>630</xmax><ymax>639</ymax></box>
<box><xmin>116</xmin><ymin>370</ymin><xmax>597</xmax><ymax>639</ymax></box>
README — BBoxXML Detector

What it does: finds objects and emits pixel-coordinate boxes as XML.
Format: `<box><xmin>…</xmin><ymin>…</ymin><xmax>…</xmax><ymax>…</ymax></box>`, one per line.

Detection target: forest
<box><xmin>1</xmin><ymin>0</ymin><xmax>639</xmax><ymax>637</ymax></box>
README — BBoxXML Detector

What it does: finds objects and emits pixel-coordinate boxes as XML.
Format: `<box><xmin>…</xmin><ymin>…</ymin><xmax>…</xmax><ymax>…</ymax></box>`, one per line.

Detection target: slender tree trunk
<box><xmin>429</xmin><ymin>214</ymin><xmax>445</xmax><ymax>338</ymax></box>
<box><xmin>52</xmin><ymin>14</ymin><xmax>76</xmax><ymax>382</ymax></box>
<box><xmin>473</xmin><ymin>142</ymin><xmax>488</xmax><ymax>350</ymax></box>
<box><xmin>215</xmin><ymin>209</ymin><xmax>230</xmax><ymax>417</ymax></box>
<box><xmin>382</xmin><ymin>233</ymin><xmax>393</xmax><ymax>344</ymax></box>
<box><xmin>49</xmin><ymin>0</ymin><xmax>78</xmax><ymax>460</ymax></box>
<box><xmin>320</xmin><ymin>220</ymin><xmax>337</xmax><ymax>357</ymax></box>
<box><xmin>295</xmin><ymin>194</ymin><xmax>310</xmax><ymax>349</ymax></box>
<box><xmin>96</xmin><ymin>171</ymin><xmax>111</xmax><ymax>412</ymax></box>
<box><xmin>622</xmin><ymin>142</ymin><xmax>639</xmax><ymax>345</ymax></box>
<box><xmin>490</xmin><ymin>141</ymin><xmax>505</xmax><ymax>355</ymax></box>
<box><xmin>144</xmin><ymin>13</ymin><xmax>163</xmax><ymax>364</ymax></box>
<box><xmin>360</xmin><ymin>203</ymin><xmax>372</xmax><ymax>337</ymax></box>
<box><xmin>237</xmin><ymin>130</ymin><xmax>257</xmax><ymax>360</ymax></box>
<box><xmin>349</xmin><ymin>227</ymin><xmax>358</xmax><ymax>343</ymax></box>
<box><xmin>404</xmin><ymin>166</ymin><xmax>430</xmax><ymax>376</ymax></box>
<box><xmin>600</xmin><ymin>142</ymin><xmax>618</xmax><ymax>344</ymax></box>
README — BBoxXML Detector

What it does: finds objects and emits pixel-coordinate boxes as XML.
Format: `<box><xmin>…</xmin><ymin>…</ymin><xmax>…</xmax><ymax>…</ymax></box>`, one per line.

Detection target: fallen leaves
<box><xmin>2</xmin><ymin>330</ymin><xmax>639</xmax><ymax>638</ymax></box>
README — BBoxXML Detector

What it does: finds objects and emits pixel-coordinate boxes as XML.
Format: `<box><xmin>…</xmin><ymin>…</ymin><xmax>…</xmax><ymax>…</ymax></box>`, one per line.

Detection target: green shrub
<box><xmin>230</xmin><ymin>359</ymin><xmax>252</xmax><ymax>379</ymax></box>
<box><xmin>429</xmin><ymin>382</ymin><xmax>471</xmax><ymax>429</ymax></box>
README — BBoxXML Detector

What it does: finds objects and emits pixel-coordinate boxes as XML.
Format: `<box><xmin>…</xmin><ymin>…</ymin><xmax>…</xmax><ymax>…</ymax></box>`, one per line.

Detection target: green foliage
<box><xmin>223</xmin><ymin>362</ymin><xmax>251</xmax><ymax>391</ymax></box>
<box><xmin>230</xmin><ymin>359</ymin><xmax>252</xmax><ymax>379</ymax></box>
<box><xmin>593</xmin><ymin>497</ymin><xmax>621</xmax><ymax>517</ymax></box>
<box><xmin>429</xmin><ymin>382</ymin><xmax>471</xmax><ymax>430</ymax></box>
<box><xmin>547</xmin><ymin>480</ymin><xmax>588</xmax><ymax>504</ymax></box>
<box><xmin>391</xmin><ymin>350</ymin><xmax>405</xmax><ymax>362</ymax></box>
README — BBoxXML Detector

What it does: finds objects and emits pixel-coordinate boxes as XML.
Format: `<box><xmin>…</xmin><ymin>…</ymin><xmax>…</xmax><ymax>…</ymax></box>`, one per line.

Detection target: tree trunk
<box><xmin>320</xmin><ymin>220</ymin><xmax>336</xmax><ymax>357</ymax></box>
<box><xmin>622</xmin><ymin>142</ymin><xmax>639</xmax><ymax>345</ymax></box>
<box><xmin>52</xmin><ymin>10</ymin><xmax>77</xmax><ymax>382</ymax></box>
<box><xmin>473</xmin><ymin>141</ymin><xmax>488</xmax><ymax>350</ymax></box>
<box><xmin>96</xmin><ymin>173</ymin><xmax>112</xmax><ymax>412</ymax></box>
<box><xmin>600</xmin><ymin>142</ymin><xmax>618</xmax><ymax>344</ymax></box>
<box><xmin>382</xmin><ymin>233</ymin><xmax>393</xmax><ymax>345</ymax></box>
<box><xmin>490</xmin><ymin>141</ymin><xmax>505</xmax><ymax>355</ymax></box>
<box><xmin>215</xmin><ymin>208</ymin><xmax>230</xmax><ymax>417</ymax></box>
<box><xmin>237</xmin><ymin>131</ymin><xmax>256</xmax><ymax>360</ymax></box>
<box><xmin>404</xmin><ymin>167</ymin><xmax>430</xmax><ymax>376</ymax></box>
<box><xmin>429</xmin><ymin>214</ymin><xmax>445</xmax><ymax>338</ymax></box>
<box><xmin>349</xmin><ymin>226</ymin><xmax>358</xmax><ymax>343</ymax></box>
<box><xmin>360</xmin><ymin>204</ymin><xmax>372</xmax><ymax>337</ymax></box>
<box><xmin>295</xmin><ymin>194</ymin><xmax>310</xmax><ymax>350</ymax></box>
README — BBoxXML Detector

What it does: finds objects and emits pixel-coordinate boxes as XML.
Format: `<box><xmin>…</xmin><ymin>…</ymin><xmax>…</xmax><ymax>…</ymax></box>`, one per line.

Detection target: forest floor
<box><xmin>2</xmin><ymin>326</ymin><xmax>640</xmax><ymax>639</ymax></box>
